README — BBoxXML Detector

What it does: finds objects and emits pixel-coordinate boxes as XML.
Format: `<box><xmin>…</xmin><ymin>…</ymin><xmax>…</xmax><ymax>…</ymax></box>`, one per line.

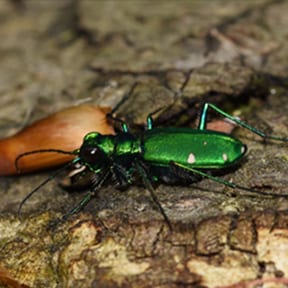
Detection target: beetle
<box><xmin>16</xmin><ymin>101</ymin><xmax>288</xmax><ymax>229</ymax></box>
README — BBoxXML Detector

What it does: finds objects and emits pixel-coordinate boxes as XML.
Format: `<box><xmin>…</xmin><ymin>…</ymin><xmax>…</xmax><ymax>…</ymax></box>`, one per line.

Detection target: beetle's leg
<box><xmin>135</xmin><ymin>160</ymin><xmax>172</xmax><ymax>231</ymax></box>
<box><xmin>146</xmin><ymin>104</ymin><xmax>176</xmax><ymax>130</ymax></box>
<box><xmin>146</xmin><ymin>107</ymin><xmax>166</xmax><ymax>130</ymax></box>
<box><xmin>110</xmin><ymin>82</ymin><xmax>138</xmax><ymax>114</ymax></box>
<box><xmin>62</xmin><ymin>192</ymin><xmax>93</xmax><ymax>219</ymax></box>
<box><xmin>198</xmin><ymin>103</ymin><xmax>288</xmax><ymax>142</ymax></box>
<box><xmin>106</xmin><ymin>83</ymin><xmax>138</xmax><ymax>133</ymax></box>
<box><xmin>170</xmin><ymin>162</ymin><xmax>288</xmax><ymax>198</ymax></box>
<box><xmin>111</xmin><ymin>163</ymin><xmax>133</xmax><ymax>188</ymax></box>
<box><xmin>198</xmin><ymin>103</ymin><xmax>243</xmax><ymax>131</ymax></box>
<box><xmin>167</xmin><ymin>162</ymin><xmax>202</xmax><ymax>183</ymax></box>
<box><xmin>61</xmin><ymin>168</ymin><xmax>111</xmax><ymax>220</ymax></box>
<box><xmin>106</xmin><ymin>114</ymin><xmax>129</xmax><ymax>132</ymax></box>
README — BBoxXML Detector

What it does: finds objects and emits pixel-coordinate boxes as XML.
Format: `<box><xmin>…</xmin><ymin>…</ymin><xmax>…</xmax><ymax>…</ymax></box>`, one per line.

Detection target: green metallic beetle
<box><xmin>17</xmin><ymin>102</ymin><xmax>288</xmax><ymax>228</ymax></box>
<box><xmin>78</xmin><ymin>105</ymin><xmax>247</xmax><ymax>186</ymax></box>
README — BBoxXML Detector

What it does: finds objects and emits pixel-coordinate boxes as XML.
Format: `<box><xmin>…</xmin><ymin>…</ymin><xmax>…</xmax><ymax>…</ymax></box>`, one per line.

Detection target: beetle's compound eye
<box><xmin>79</xmin><ymin>145</ymin><xmax>107</xmax><ymax>166</ymax></box>
<box><xmin>87</xmin><ymin>147</ymin><xmax>98</xmax><ymax>156</ymax></box>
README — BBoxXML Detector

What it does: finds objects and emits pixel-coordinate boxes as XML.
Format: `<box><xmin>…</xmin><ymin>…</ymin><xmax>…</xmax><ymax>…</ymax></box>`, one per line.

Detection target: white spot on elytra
<box><xmin>222</xmin><ymin>153</ymin><xmax>228</xmax><ymax>162</ymax></box>
<box><xmin>241</xmin><ymin>146</ymin><xmax>246</xmax><ymax>154</ymax></box>
<box><xmin>187</xmin><ymin>153</ymin><xmax>196</xmax><ymax>164</ymax></box>
<box><xmin>203</xmin><ymin>141</ymin><xmax>207</xmax><ymax>146</ymax></box>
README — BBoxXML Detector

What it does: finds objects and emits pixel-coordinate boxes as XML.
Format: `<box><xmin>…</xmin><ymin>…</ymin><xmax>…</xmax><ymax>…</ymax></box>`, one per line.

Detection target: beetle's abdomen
<box><xmin>142</xmin><ymin>128</ymin><xmax>246</xmax><ymax>169</ymax></box>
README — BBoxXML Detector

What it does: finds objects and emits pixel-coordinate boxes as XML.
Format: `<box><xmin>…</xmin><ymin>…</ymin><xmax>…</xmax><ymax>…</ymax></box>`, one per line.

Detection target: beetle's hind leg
<box><xmin>198</xmin><ymin>103</ymin><xmax>288</xmax><ymax>142</ymax></box>
<box><xmin>170</xmin><ymin>161</ymin><xmax>288</xmax><ymax>198</ymax></box>
<box><xmin>165</xmin><ymin>163</ymin><xmax>203</xmax><ymax>184</ymax></box>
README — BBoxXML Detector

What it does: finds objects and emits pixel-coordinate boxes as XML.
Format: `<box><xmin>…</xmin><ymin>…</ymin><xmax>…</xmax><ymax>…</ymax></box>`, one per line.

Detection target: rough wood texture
<box><xmin>0</xmin><ymin>1</ymin><xmax>287</xmax><ymax>287</ymax></box>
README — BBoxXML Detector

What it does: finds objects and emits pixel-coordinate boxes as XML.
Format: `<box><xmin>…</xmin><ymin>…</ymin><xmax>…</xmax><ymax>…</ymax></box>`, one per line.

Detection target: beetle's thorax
<box><xmin>113</xmin><ymin>132</ymin><xmax>141</xmax><ymax>157</ymax></box>
<box><xmin>83</xmin><ymin>131</ymin><xmax>141</xmax><ymax>158</ymax></box>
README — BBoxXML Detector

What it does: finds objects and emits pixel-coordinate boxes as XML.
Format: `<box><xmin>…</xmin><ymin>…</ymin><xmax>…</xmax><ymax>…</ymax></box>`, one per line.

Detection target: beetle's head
<box><xmin>78</xmin><ymin>143</ymin><xmax>110</xmax><ymax>172</ymax></box>
<box><xmin>77</xmin><ymin>132</ymin><xmax>112</xmax><ymax>172</ymax></box>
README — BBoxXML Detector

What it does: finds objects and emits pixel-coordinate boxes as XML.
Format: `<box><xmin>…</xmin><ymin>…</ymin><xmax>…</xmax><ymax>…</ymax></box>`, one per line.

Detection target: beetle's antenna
<box><xmin>17</xmin><ymin>157</ymin><xmax>81</xmax><ymax>220</ymax></box>
<box><xmin>15</xmin><ymin>149</ymin><xmax>77</xmax><ymax>172</ymax></box>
